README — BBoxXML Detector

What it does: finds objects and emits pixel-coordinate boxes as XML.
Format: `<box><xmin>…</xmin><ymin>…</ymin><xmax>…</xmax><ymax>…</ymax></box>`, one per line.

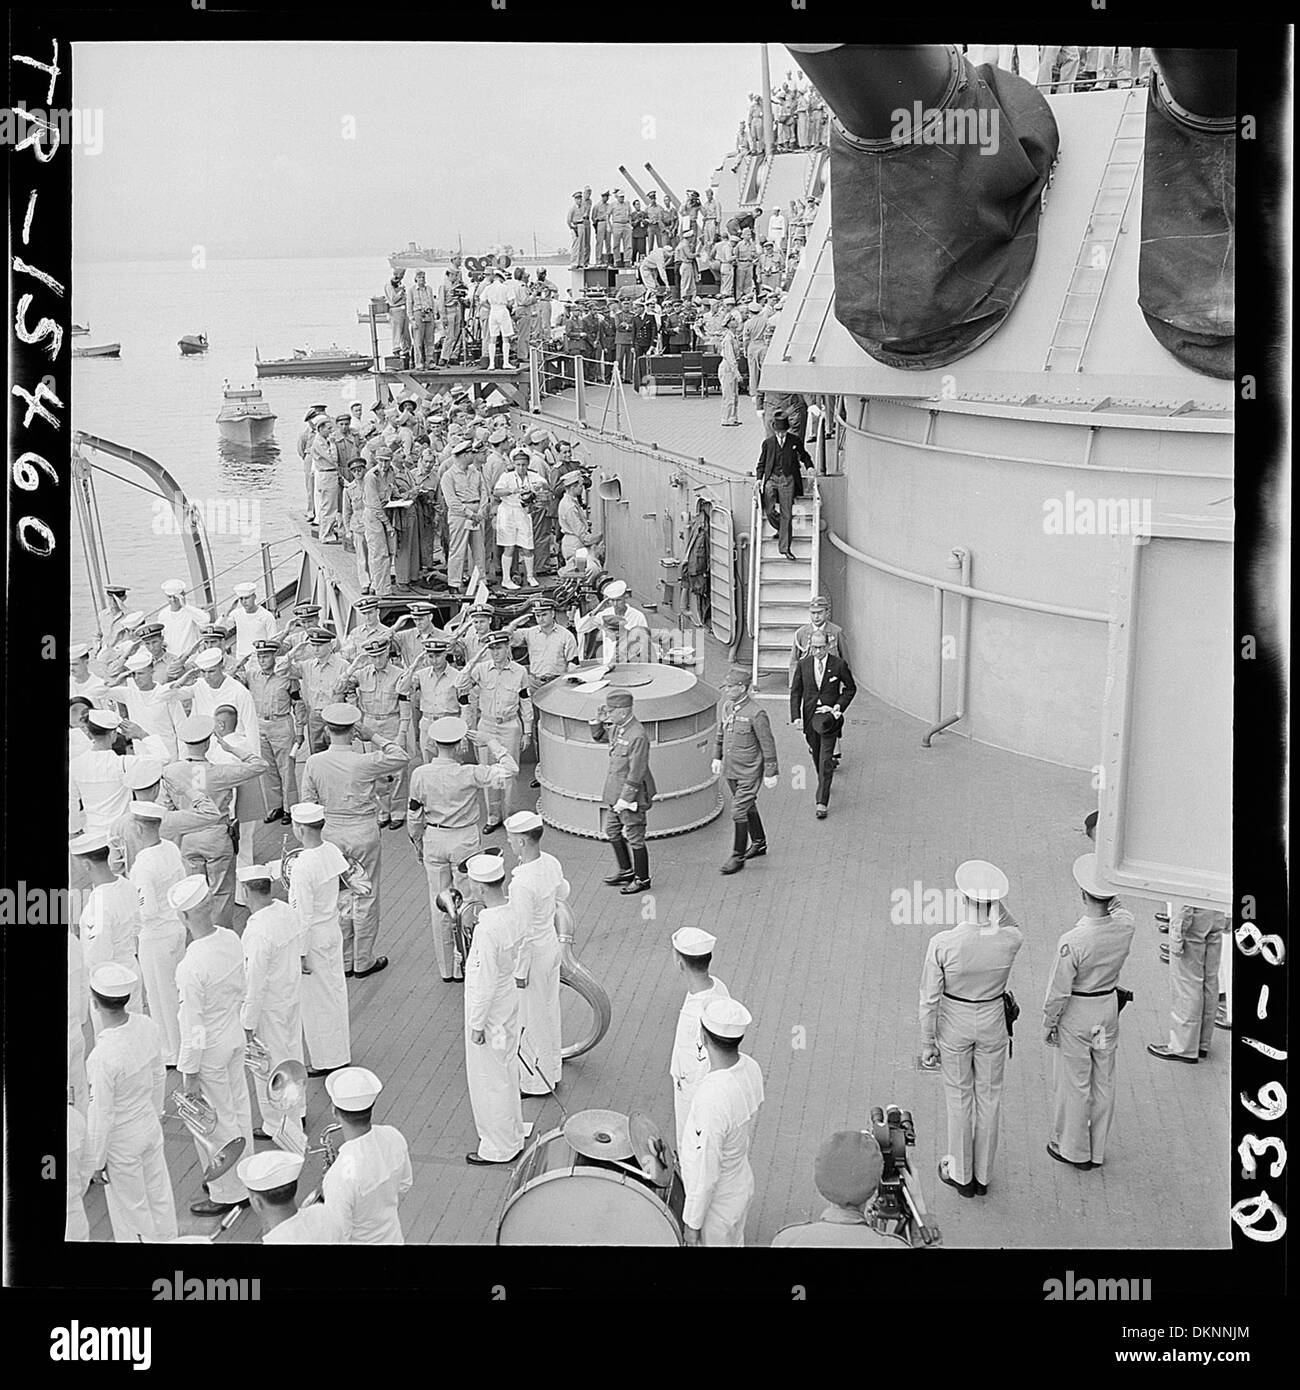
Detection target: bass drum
<box><xmin>497</xmin><ymin>1126</ymin><xmax>685</xmax><ymax>1246</ymax></box>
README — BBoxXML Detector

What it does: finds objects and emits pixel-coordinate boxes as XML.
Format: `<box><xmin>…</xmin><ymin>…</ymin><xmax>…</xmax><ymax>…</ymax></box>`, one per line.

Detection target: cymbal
<box><xmin>629</xmin><ymin>1110</ymin><xmax>672</xmax><ymax>1187</ymax></box>
<box><xmin>564</xmin><ymin>1109</ymin><xmax>633</xmax><ymax>1162</ymax></box>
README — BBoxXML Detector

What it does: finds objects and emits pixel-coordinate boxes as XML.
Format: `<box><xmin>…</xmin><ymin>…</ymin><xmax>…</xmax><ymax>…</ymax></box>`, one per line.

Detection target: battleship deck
<box><xmin>82</xmin><ymin>632</ymin><xmax>1230</xmax><ymax>1248</ymax></box>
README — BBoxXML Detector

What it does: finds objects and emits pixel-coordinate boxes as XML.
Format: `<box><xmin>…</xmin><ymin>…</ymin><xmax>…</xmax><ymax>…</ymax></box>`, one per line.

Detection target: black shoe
<box><xmin>388</xmin><ymin>817</ymin><xmax>406</xmax><ymax>831</ymax></box>
<box><xmin>344</xmin><ymin>967</ymin><xmax>355</xmax><ymax>977</ymax></box>
<box><xmin>354</xmin><ymin>956</ymin><xmax>388</xmax><ymax>978</ymax></box>
<box><xmin>1198</xmin><ymin>1048</ymin><xmax>1209</xmax><ymax>1059</ymax></box>
<box><xmin>604</xmin><ymin>870</ymin><xmax>634</xmax><ymax>886</ymax></box>
<box><xmin>307</xmin><ymin>1066</ymin><xmax>342</xmax><ymax>1078</ymax></box>
<box><xmin>742</xmin><ymin>840</ymin><xmax>767</xmax><ymax>860</ymax></box>
<box><xmin>937</xmin><ymin>1158</ymin><xmax>974</xmax><ymax>1198</ymax></box>
<box><xmin>190</xmin><ymin>1196</ymin><xmax>242</xmax><ymax>1217</ymax></box>
<box><xmin>482</xmin><ymin>820</ymin><xmax>503</xmax><ymax>835</ymax></box>
<box><xmin>620</xmin><ymin>876</ymin><xmax>651</xmax><ymax>895</ymax></box>
<box><xmin>971</xmin><ymin>1180</ymin><xmax>989</xmax><ymax>1196</ymax></box>
<box><xmin>530</xmin><ymin>777</ymin><xmax>541</xmax><ymax>788</ymax></box>
<box><xmin>815</xmin><ymin>805</ymin><xmax>828</xmax><ymax>820</ymax></box>
<box><xmin>1147</xmin><ymin>1043</ymin><xmax>1197</xmax><ymax>1064</ymax></box>
<box><xmin>263</xmin><ymin>808</ymin><xmax>285</xmax><ymax>824</ymax></box>
<box><xmin>720</xmin><ymin>856</ymin><xmax>745</xmax><ymax>875</ymax></box>
<box><xmin>466</xmin><ymin>1151</ymin><xmax>521</xmax><ymax>1166</ymax></box>
<box><xmin>780</xmin><ymin>549</ymin><xmax>796</xmax><ymax>561</ymax></box>
<box><xmin>1047</xmin><ymin>1141</ymin><xmax>1094</xmax><ymax>1171</ymax></box>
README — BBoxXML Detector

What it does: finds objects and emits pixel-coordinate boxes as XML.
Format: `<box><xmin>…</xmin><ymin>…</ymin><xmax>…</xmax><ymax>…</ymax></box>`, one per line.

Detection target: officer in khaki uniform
<box><xmin>591</xmin><ymin>690</ymin><xmax>655</xmax><ymax>895</ymax></box>
<box><xmin>399</xmin><ymin>636</ymin><xmax>465</xmax><ymax>763</ymax></box>
<box><xmin>918</xmin><ymin>860</ymin><xmax>1024</xmax><ymax>1198</ymax></box>
<box><xmin>1149</xmin><ymin>904</ymin><xmax>1228</xmax><ymax>1064</ymax></box>
<box><xmin>712</xmin><ymin>667</ymin><xmax>779</xmax><ymax>875</ymax></box>
<box><xmin>337</xmin><ymin>634</ymin><xmax>412</xmax><ymax>828</ymax></box>
<box><xmin>287</xmin><ymin>626</ymin><xmax>346</xmax><ymax>754</ymax></box>
<box><xmin>239</xmin><ymin>638</ymin><xmax>301</xmax><ymax>823</ymax></box>
<box><xmin>456</xmin><ymin>631</ymin><xmax>532</xmax><ymax>832</ymax></box>
<box><xmin>389</xmin><ymin>601</ymin><xmax>449</xmax><ymax>670</ymax></box>
<box><xmin>407</xmin><ymin>715</ymin><xmax>520</xmax><ymax>982</ymax></box>
<box><xmin>1042</xmin><ymin>853</ymin><xmax>1137</xmax><ymax>1170</ymax></box>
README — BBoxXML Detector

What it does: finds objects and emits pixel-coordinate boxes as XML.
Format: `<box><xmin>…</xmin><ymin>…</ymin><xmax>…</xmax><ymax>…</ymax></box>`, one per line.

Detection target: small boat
<box><xmin>179</xmin><ymin>333</ymin><xmax>209</xmax><ymax>355</ymax></box>
<box><xmin>216</xmin><ymin>381</ymin><xmax>276</xmax><ymax>444</ymax></box>
<box><xmin>255</xmin><ymin>343</ymin><xmax>374</xmax><ymax>378</ymax></box>
<box><xmin>72</xmin><ymin>322</ymin><xmax>90</xmax><ymax>336</ymax></box>
<box><xmin>74</xmin><ymin>342</ymin><xmax>121</xmax><ymax>358</ymax></box>
<box><xmin>357</xmin><ymin>296</ymin><xmax>391</xmax><ymax>324</ymax></box>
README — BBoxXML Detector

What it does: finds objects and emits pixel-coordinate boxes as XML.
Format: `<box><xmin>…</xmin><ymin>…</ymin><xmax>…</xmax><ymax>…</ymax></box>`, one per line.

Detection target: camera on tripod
<box><xmin>869</xmin><ymin>1105</ymin><xmax>916</xmax><ymax>1224</ymax></box>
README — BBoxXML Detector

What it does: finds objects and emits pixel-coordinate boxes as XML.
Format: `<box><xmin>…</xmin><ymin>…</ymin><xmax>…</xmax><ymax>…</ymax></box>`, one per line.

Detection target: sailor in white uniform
<box><xmin>285</xmin><ymin>801</ymin><xmax>352</xmax><ymax>1075</ymax></box>
<box><xmin>67</xmin><ymin>1102</ymin><xmax>92</xmax><ymax>1241</ymax></box>
<box><xmin>238</xmin><ymin>1150</ymin><xmax>343</xmax><ymax>1244</ymax></box>
<box><xmin>126</xmin><ymin>801</ymin><xmax>188</xmax><ymax>1067</ymax></box>
<box><xmin>321</xmin><ymin>1067</ymin><xmax>413</xmax><ymax>1244</ymax></box>
<box><xmin>227</xmin><ymin>581</ymin><xmax>278</xmax><ymax>660</ymax></box>
<box><xmin>84</xmin><ymin>962</ymin><xmax>179</xmax><ymax>1242</ymax></box>
<box><xmin>68</xmin><ymin>926</ymin><xmax>90</xmax><ymax>1114</ymax></box>
<box><xmin>669</xmin><ymin>927</ymin><xmax>731</xmax><ymax>1147</ymax></box>
<box><xmin>505</xmin><ymin>811</ymin><xmax>569</xmax><ymax>1097</ymax></box>
<box><xmin>463</xmin><ymin>853</ymin><xmax>525</xmax><ymax>1165</ymax></box>
<box><xmin>238</xmin><ymin>864</ymin><xmax>307</xmax><ymax>1148</ymax></box>
<box><xmin>171</xmin><ymin>874</ymin><xmax>255</xmax><ymax>1215</ymax></box>
<box><xmin>156</xmin><ymin>578</ymin><xmax>209</xmax><ymax>658</ymax></box>
<box><xmin>680</xmin><ymin>997</ymin><xmax>765</xmax><ymax>1246</ymax></box>
<box><xmin>72</xmin><ymin>828</ymin><xmax>144</xmax><ymax>1030</ymax></box>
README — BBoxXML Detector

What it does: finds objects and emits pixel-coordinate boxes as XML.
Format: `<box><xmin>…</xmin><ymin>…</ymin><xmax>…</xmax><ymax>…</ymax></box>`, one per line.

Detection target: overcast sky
<box><xmin>73</xmin><ymin>42</ymin><xmax>783</xmax><ymax>261</ymax></box>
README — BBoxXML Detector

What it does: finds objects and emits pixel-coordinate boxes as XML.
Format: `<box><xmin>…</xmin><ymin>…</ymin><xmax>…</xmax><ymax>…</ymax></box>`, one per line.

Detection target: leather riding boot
<box><xmin>605</xmin><ymin>838</ymin><xmax>634</xmax><ymax>885</ymax></box>
<box><xmin>621</xmin><ymin>846</ymin><xmax>651</xmax><ymax>893</ymax></box>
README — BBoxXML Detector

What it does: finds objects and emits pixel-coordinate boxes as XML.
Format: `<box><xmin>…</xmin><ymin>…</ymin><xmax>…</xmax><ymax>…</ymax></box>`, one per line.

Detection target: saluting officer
<box><xmin>1043</xmin><ymin>853</ymin><xmax>1137</xmax><ymax>1171</ymax></box>
<box><xmin>287</xmin><ymin>625</ymin><xmax>347</xmax><ymax>755</ymax></box>
<box><xmin>399</xmin><ymin>636</ymin><xmax>464</xmax><ymax>763</ymax></box>
<box><xmin>338</xmin><ymin>633</ymin><xmax>412</xmax><ymax>829</ymax></box>
<box><xmin>591</xmin><ymin>690</ymin><xmax>655</xmax><ymax>895</ymax></box>
<box><xmin>918</xmin><ymin>860</ymin><xmax>1024</xmax><ymax>1199</ymax></box>
<box><xmin>239</xmin><ymin>637</ymin><xmax>301</xmax><ymax>824</ymax></box>
<box><xmin>408</xmin><ymin>715</ymin><xmax>519</xmax><ymax>982</ymax></box>
<box><xmin>457</xmin><ymin>630</ymin><xmax>532</xmax><ymax>833</ymax></box>
<box><xmin>669</xmin><ymin>927</ymin><xmax>731</xmax><ymax>1148</ymax></box>
<box><xmin>389</xmin><ymin>601</ymin><xmax>447</xmax><ymax>669</ymax></box>
<box><xmin>237</xmin><ymin>1150</ymin><xmax>343</xmax><ymax>1244</ymax></box>
<box><xmin>713</xmin><ymin>666</ymin><xmax>779</xmax><ymax>875</ymax></box>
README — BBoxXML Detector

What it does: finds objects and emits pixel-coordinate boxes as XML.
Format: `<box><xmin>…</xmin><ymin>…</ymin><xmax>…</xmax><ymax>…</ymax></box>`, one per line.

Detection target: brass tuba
<box><xmin>166</xmin><ymin>1088</ymin><xmax>246</xmax><ymax>1185</ymax></box>
<box><xmin>279</xmin><ymin>838</ymin><xmax>373</xmax><ymax>896</ymax></box>
<box><xmin>243</xmin><ymin>1035</ymin><xmax>274</xmax><ymax>1081</ymax></box>
<box><xmin>556</xmin><ymin>901</ymin><xmax>612</xmax><ymax>1060</ymax></box>
<box><xmin>298</xmin><ymin>1122</ymin><xmax>345</xmax><ymax>1208</ymax></box>
<box><xmin>263</xmin><ymin>1059</ymin><xmax>309</xmax><ymax>1154</ymax></box>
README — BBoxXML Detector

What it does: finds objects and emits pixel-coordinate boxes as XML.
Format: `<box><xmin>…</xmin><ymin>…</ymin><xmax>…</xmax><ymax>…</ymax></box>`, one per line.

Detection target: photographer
<box><xmin>772</xmin><ymin>1129</ymin><xmax>940</xmax><ymax>1248</ymax></box>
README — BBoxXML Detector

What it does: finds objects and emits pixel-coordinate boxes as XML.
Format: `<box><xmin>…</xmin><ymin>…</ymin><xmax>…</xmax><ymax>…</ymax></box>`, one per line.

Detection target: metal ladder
<box><xmin>750</xmin><ymin>472</ymin><xmax>820</xmax><ymax>693</ymax></box>
<box><xmin>1044</xmin><ymin>85</ymin><xmax>1147</xmax><ymax>373</ymax></box>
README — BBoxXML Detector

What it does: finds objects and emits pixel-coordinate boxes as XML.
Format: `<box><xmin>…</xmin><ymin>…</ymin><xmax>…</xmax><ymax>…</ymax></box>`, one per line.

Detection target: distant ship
<box><xmin>73</xmin><ymin>342</ymin><xmax>121</xmax><ymax>358</ymax></box>
<box><xmin>216</xmin><ymin>381</ymin><xmax>276</xmax><ymax>444</ymax></box>
<box><xmin>179</xmin><ymin>333</ymin><xmax>209</xmax><ymax>355</ymax></box>
<box><xmin>255</xmin><ymin>344</ymin><xmax>374</xmax><ymax>378</ymax></box>
<box><xmin>388</xmin><ymin>240</ymin><xmax>569</xmax><ymax>270</ymax></box>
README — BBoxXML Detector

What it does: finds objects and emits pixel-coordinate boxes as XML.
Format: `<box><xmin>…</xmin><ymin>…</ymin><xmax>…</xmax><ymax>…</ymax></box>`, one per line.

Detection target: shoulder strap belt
<box><xmin>1070</xmin><ymin>987</ymin><xmax>1118</xmax><ymax>997</ymax></box>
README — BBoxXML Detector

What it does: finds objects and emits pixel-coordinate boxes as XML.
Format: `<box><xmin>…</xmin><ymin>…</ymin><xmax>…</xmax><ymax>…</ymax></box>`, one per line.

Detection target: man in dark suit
<box><xmin>590</xmin><ymin>690</ymin><xmax>655</xmax><ymax>894</ymax></box>
<box><xmin>790</xmin><ymin>628</ymin><xmax>856</xmax><ymax>818</ymax></box>
<box><xmin>756</xmin><ymin>411</ymin><xmax>811</xmax><ymax>560</ymax></box>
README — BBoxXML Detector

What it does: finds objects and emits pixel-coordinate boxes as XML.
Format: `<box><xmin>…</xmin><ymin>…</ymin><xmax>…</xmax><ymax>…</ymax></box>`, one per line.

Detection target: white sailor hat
<box><xmin>121</xmin><ymin>610</ymin><xmax>145</xmax><ymax>629</ymax></box>
<box><xmin>167</xmin><ymin>874</ymin><xmax>211</xmax><ymax>912</ymax></box>
<box><xmin>177</xmin><ymin>713</ymin><xmax>216</xmax><ymax>743</ymax></box>
<box><xmin>559</xmin><ymin>470</ymin><xmax>583</xmax><ymax>487</ymax></box>
<box><xmin>672</xmin><ymin>927</ymin><xmax>717</xmax><ymax>957</ymax></box>
<box><xmin>130</xmin><ymin>801</ymin><xmax>167</xmax><ymax>821</ymax></box>
<box><xmin>161</xmin><ymin>578</ymin><xmax>187</xmax><ymax>596</ymax></box>
<box><xmin>90</xmin><ymin>962</ymin><xmax>138</xmax><ymax>999</ymax></box>
<box><xmin>1071</xmin><ymin>852</ymin><xmax>1115</xmax><ymax>899</ymax></box>
<box><xmin>954</xmin><ymin>859</ymin><xmax>1009</xmax><ymax>903</ymax></box>
<box><xmin>321</xmin><ymin>702</ymin><xmax>362</xmax><ymax>727</ymax></box>
<box><xmin>466</xmin><ymin>853</ymin><xmax>506</xmax><ymax>884</ymax></box>
<box><xmin>326</xmin><ymin>1066</ymin><xmax>384</xmax><ymax>1112</ymax></box>
<box><xmin>290</xmin><ymin>802</ymin><xmax>326</xmax><ymax>826</ymax></box>
<box><xmin>702</xmin><ymin>998</ymin><xmax>751</xmax><ymax>1039</ymax></box>
<box><xmin>510</xmin><ymin>446</ymin><xmax>530</xmax><ymax>460</ymax></box>
<box><xmin>232</xmin><ymin>582</ymin><xmax>258</xmax><ymax>597</ymax></box>
<box><xmin>429</xmin><ymin>715</ymin><xmax>468</xmax><ymax>744</ymax></box>
<box><xmin>236</xmin><ymin>863</ymin><xmax>274</xmax><ymax>882</ymax></box>
<box><xmin>69</xmin><ymin>641</ymin><xmax>93</xmax><ymax>661</ymax></box>
<box><xmin>603</xmin><ymin>580</ymin><xmax>628</xmax><ymax>599</ymax></box>
<box><xmin>452</xmin><ymin>439</ymin><xmax>473</xmax><ymax>454</ymax></box>
<box><xmin>86</xmin><ymin>708</ymin><xmax>122</xmax><ymax>731</ymax></box>
<box><xmin>125</xmin><ymin>648</ymin><xmax>153</xmax><ymax>672</ymax></box>
<box><xmin>69</xmin><ymin>830</ymin><xmax>111</xmax><ymax>854</ymax></box>
<box><xmin>237</xmin><ymin>1150</ymin><xmax>304</xmax><ymax>1193</ymax></box>
<box><xmin>193</xmin><ymin>647</ymin><xmax>225</xmax><ymax>671</ymax></box>
<box><xmin>504</xmin><ymin>810</ymin><xmax>543</xmax><ymax>833</ymax></box>
<box><xmin>125</xmin><ymin>759</ymin><xmax>164</xmax><ymax>790</ymax></box>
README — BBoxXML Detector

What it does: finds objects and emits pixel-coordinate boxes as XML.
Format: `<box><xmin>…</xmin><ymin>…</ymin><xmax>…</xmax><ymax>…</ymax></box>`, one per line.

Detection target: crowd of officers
<box><xmin>736</xmin><ymin>71</ymin><xmax>831</xmax><ymax>155</ymax></box>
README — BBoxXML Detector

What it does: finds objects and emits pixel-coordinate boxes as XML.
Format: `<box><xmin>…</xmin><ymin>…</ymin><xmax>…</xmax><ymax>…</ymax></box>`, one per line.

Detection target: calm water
<box><xmin>70</xmin><ymin>255</ymin><xmax>436</xmax><ymax>635</ymax></box>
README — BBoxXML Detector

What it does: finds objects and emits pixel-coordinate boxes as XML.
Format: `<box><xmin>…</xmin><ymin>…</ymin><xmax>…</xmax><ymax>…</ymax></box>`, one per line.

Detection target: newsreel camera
<box><xmin>867</xmin><ymin>1105</ymin><xmax>941</xmax><ymax>1247</ymax></box>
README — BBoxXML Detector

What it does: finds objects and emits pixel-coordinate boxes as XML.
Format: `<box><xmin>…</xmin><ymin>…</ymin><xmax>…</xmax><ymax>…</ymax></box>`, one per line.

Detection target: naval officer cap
<box><xmin>483</xmin><ymin>631</ymin><xmax>510</xmax><ymax>649</ymax></box>
<box><xmin>672</xmin><ymin>927</ymin><xmax>717</xmax><ymax>957</ymax></box>
<box><xmin>531</xmin><ymin>597</ymin><xmax>555</xmax><ymax>612</ymax></box>
<box><xmin>429</xmin><ymin>715</ymin><xmax>468</xmax><ymax>744</ymax></box>
<box><xmin>238</xmin><ymin>1150</ymin><xmax>304</xmax><ymax>1193</ymax></box>
<box><xmin>290</xmin><ymin>802</ymin><xmax>326</xmax><ymax>826</ymax></box>
<box><xmin>167</xmin><ymin>874</ymin><xmax>211</xmax><ymax>912</ymax></box>
<box><xmin>160</xmin><ymin>578</ymin><xmax>187</xmax><ymax>597</ymax></box>
<box><xmin>504</xmin><ymin>810</ymin><xmax>543</xmax><ymax>833</ymax></box>
<box><xmin>321</xmin><ymin>703</ymin><xmax>362</xmax><ymax>727</ymax></box>
<box><xmin>954</xmin><ymin>859</ymin><xmax>1009</xmax><ymax>903</ymax></box>
<box><xmin>90</xmin><ymin>962</ymin><xmax>139</xmax><ymax>1000</ymax></box>
<box><xmin>814</xmin><ymin>1131</ymin><xmax>884</xmax><ymax>1207</ymax></box>
<box><xmin>362</xmin><ymin>634</ymin><xmax>391</xmax><ymax>654</ymax></box>
<box><xmin>1072</xmin><ymin>852</ymin><xmax>1116</xmax><ymax>900</ymax></box>
<box><xmin>69</xmin><ymin>829</ymin><xmax>112</xmax><ymax>854</ymax></box>
<box><xmin>488</xmin><ymin>427</ymin><xmax>508</xmax><ymax>445</ymax></box>
<box><xmin>121</xmin><ymin>610</ymin><xmax>146</xmax><ymax>630</ymax></box>
<box><xmin>327</xmin><ymin>1066</ymin><xmax>384</xmax><ymax>1112</ymax></box>
<box><xmin>137</xmin><ymin>622</ymin><xmax>165</xmax><ymax>641</ymax></box>
<box><xmin>702</xmin><ymin>998</ymin><xmax>752</xmax><ymax>1039</ymax></box>
<box><xmin>468</xmin><ymin>604</ymin><xmax>494</xmax><ymax>618</ymax></box>
<box><xmin>236</xmin><ymin>862</ymin><xmax>275</xmax><ymax>882</ymax></box>
<box><xmin>466</xmin><ymin>853</ymin><xmax>506</xmax><ymax>884</ymax></box>
<box><xmin>70</xmin><ymin>641</ymin><xmax>94</xmax><ymax>660</ymax></box>
<box><xmin>178</xmin><ymin>713</ymin><xmax>216</xmax><ymax>743</ymax></box>
<box><xmin>130</xmin><ymin>801</ymin><xmax>167</xmax><ymax>821</ymax></box>
<box><xmin>356</xmin><ymin>593</ymin><xmax>380</xmax><ymax>612</ymax></box>
<box><xmin>86</xmin><ymin>708</ymin><xmax>122</xmax><ymax>732</ymax></box>
<box><xmin>305</xmin><ymin>405</ymin><xmax>327</xmax><ymax>421</ymax></box>
<box><xmin>308</xmin><ymin>626</ymin><xmax>336</xmax><ymax>644</ymax></box>
<box><xmin>201</xmin><ymin>623</ymin><xmax>228</xmax><ymax>640</ymax></box>
<box><xmin>125</xmin><ymin>648</ymin><xmax>154</xmax><ymax>672</ymax></box>
<box><xmin>232</xmin><ymin>582</ymin><xmax>258</xmax><ymax>597</ymax></box>
<box><xmin>193</xmin><ymin>648</ymin><xmax>225</xmax><ymax>671</ymax></box>
<box><xmin>254</xmin><ymin>639</ymin><xmax>281</xmax><ymax>655</ymax></box>
<box><xmin>293</xmin><ymin>601</ymin><xmax>321</xmax><ymax>617</ymax></box>
<box><xmin>407</xmin><ymin>601</ymin><xmax>433</xmax><ymax>617</ymax></box>
<box><xmin>451</xmin><ymin>439</ymin><xmax>473</xmax><ymax>455</ymax></box>
<box><xmin>125</xmin><ymin>759</ymin><xmax>164</xmax><ymax>790</ymax></box>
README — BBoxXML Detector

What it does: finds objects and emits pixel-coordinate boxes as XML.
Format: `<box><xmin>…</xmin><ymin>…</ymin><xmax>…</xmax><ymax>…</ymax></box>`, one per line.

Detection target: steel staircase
<box><xmin>750</xmin><ymin>479</ymin><xmax>820</xmax><ymax>692</ymax></box>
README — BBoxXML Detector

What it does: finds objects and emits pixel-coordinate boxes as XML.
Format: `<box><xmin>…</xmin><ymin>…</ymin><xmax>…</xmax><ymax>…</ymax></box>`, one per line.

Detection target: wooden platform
<box><xmin>83</xmin><ymin>628</ymin><xmax>1230</xmax><ymax>1247</ymax></box>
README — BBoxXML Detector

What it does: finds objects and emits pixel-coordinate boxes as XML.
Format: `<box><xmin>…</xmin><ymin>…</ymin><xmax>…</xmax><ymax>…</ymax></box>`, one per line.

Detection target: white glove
<box><xmin>711</xmin><ymin>759</ymin><xmax>722</xmax><ymax>775</ymax></box>
<box><xmin>763</xmin><ymin>775</ymin><xmax>779</xmax><ymax>789</ymax></box>
<box><xmin>613</xmin><ymin>797</ymin><xmax>637</xmax><ymax>813</ymax></box>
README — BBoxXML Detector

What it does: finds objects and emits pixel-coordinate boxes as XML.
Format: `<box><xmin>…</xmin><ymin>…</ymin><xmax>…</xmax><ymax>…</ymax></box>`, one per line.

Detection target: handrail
<box><xmin>749</xmin><ymin>488</ymin><xmax>763</xmax><ymax>689</ymax></box>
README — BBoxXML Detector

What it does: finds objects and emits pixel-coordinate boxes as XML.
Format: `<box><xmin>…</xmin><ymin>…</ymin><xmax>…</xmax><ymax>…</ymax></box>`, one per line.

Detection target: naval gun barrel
<box><xmin>643</xmin><ymin>163</ymin><xmax>680</xmax><ymax>208</ymax></box>
<box><xmin>617</xmin><ymin>165</ymin><xmax>653</xmax><ymax>204</ymax></box>
<box><xmin>787</xmin><ymin>43</ymin><xmax>954</xmax><ymax>141</ymax></box>
<box><xmin>1150</xmin><ymin>48</ymin><xmax>1236</xmax><ymax>123</ymax></box>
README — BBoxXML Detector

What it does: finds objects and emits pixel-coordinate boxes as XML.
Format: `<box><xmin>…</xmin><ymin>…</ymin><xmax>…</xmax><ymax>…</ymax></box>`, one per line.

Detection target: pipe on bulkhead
<box><xmin>923</xmin><ymin>548</ymin><xmax>971</xmax><ymax>747</ymax></box>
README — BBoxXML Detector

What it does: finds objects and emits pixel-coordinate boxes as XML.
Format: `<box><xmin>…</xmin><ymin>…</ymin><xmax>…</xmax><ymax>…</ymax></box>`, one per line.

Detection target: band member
<box><xmin>1043</xmin><ymin>854</ymin><xmax>1137</xmax><ymax>1170</ymax></box>
<box><xmin>68</xmin><ymin>925</ymin><xmax>90</xmax><ymax>1114</ymax></box>
<box><xmin>126</xmin><ymin>801</ymin><xmax>188</xmax><ymax>1066</ymax></box>
<box><xmin>321</xmin><ymin>1067</ymin><xmax>413</xmax><ymax>1243</ymax></box>
<box><xmin>237</xmin><ymin>1150</ymin><xmax>343</xmax><ymax>1243</ymax></box>
<box><xmin>408</xmin><ymin>717</ymin><xmax>519</xmax><ymax>983</ymax></box>
<box><xmin>72</xmin><ymin>829</ymin><xmax>144</xmax><ymax>1030</ymax></box>
<box><xmin>300</xmin><ymin>703</ymin><xmax>410</xmax><ymax>979</ymax></box>
<box><xmin>463</xmin><ymin>853</ymin><xmax>525</xmax><ymax>1165</ymax></box>
<box><xmin>84</xmin><ymin>962</ymin><xmax>179</xmax><ymax>1242</ymax></box>
<box><xmin>669</xmin><ymin>927</ymin><xmax>731</xmax><ymax>1147</ymax></box>
<box><xmin>170</xmin><ymin>873</ymin><xmax>255</xmax><ymax>1215</ymax></box>
<box><xmin>789</xmin><ymin>628</ymin><xmax>857</xmax><ymax>818</ymax></box>
<box><xmin>918</xmin><ymin>860</ymin><xmax>1024</xmax><ymax>1198</ymax></box>
<box><xmin>505</xmin><ymin>811</ymin><xmax>569</xmax><ymax>1097</ymax></box>
<box><xmin>590</xmin><ymin>690</ymin><xmax>655</xmax><ymax>895</ymax></box>
<box><xmin>713</xmin><ymin>667</ymin><xmax>779</xmax><ymax>874</ymax></box>
<box><xmin>286</xmin><ymin>802</ymin><xmax>352</xmax><ymax>1075</ymax></box>
<box><xmin>238</xmin><ymin>864</ymin><xmax>307</xmax><ymax>1149</ymax></box>
<box><xmin>681</xmin><ymin>998</ymin><xmax>765</xmax><ymax>1247</ymax></box>
<box><xmin>67</xmin><ymin>1102</ymin><xmax>91</xmax><ymax>1241</ymax></box>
